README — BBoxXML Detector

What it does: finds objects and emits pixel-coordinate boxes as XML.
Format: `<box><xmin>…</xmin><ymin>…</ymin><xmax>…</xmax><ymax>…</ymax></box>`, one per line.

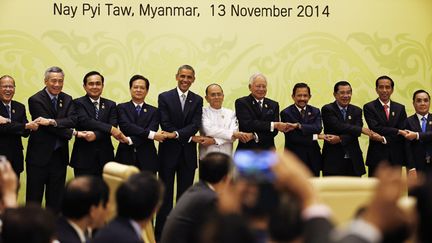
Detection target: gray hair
<box><xmin>249</xmin><ymin>73</ymin><xmax>267</xmax><ymax>86</ymax></box>
<box><xmin>44</xmin><ymin>66</ymin><xmax>64</xmax><ymax>80</ymax></box>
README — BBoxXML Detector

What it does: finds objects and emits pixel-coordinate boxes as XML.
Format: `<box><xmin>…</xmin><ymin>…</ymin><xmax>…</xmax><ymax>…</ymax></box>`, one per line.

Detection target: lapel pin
<box><xmin>264</xmin><ymin>104</ymin><xmax>268</xmax><ymax>108</ymax></box>
<box><xmin>429</xmin><ymin>121</ymin><xmax>432</xmax><ymax>125</ymax></box>
<box><xmin>144</xmin><ymin>108</ymin><xmax>147</xmax><ymax>113</ymax></box>
<box><xmin>392</xmin><ymin>112</ymin><xmax>395</xmax><ymax>116</ymax></box>
<box><xmin>12</xmin><ymin>109</ymin><xmax>15</xmax><ymax>114</ymax></box>
<box><xmin>189</xmin><ymin>100</ymin><xmax>192</xmax><ymax>103</ymax></box>
<box><xmin>59</xmin><ymin>100</ymin><xmax>63</xmax><ymax>108</ymax></box>
<box><xmin>308</xmin><ymin>112</ymin><xmax>311</xmax><ymax>116</ymax></box>
<box><xmin>101</xmin><ymin>103</ymin><xmax>105</xmax><ymax>109</ymax></box>
<box><xmin>348</xmin><ymin>115</ymin><xmax>352</xmax><ymax>120</ymax></box>
<box><xmin>221</xmin><ymin>115</ymin><xmax>224</xmax><ymax>119</ymax></box>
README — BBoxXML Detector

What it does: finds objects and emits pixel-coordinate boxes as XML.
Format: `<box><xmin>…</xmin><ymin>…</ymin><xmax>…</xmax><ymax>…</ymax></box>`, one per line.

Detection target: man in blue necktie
<box><xmin>321</xmin><ymin>81</ymin><xmax>373</xmax><ymax>177</ymax></box>
<box><xmin>26</xmin><ymin>66</ymin><xmax>77</xmax><ymax>213</ymax></box>
<box><xmin>403</xmin><ymin>89</ymin><xmax>432</xmax><ymax>178</ymax></box>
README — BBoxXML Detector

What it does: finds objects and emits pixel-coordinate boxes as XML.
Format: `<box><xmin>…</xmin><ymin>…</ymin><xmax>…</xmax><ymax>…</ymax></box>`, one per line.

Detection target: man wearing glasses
<box><xmin>0</xmin><ymin>75</ymin><xmax>38</xmax><ymax>177</ymax></box>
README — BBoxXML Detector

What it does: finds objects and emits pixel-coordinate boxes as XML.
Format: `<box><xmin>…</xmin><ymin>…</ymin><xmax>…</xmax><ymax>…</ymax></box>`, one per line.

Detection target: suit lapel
<box><xmin>40</xmin><ymin>89</ymin><xmax>57</xmax><ymax>117</ymax></box>
<box><xmin>331</xmin><ymin>102</ymin><xmax>344</xmax><ymax>121</ymax></box>
<box><xmin>248</xmin><ymin>95</ymin><xmax>262</xmax><ymax>118</ymax></box>
<box><xmin>427</xmin><ymin>113</ymin><xmax>432</xmax><ymax>132</ymax></box>
<box><xmin>0</xmin><ymin>103</ymin><xmax>7</xmax><ymax>118</ymax></box>
<box><xmin>290</xmin><ymin>105</ymin><xmax>302</xmax><ymax>121</ymax></box>
<box><xmin>98</xmin><ymin>98</ymin><xmax>106</xmax><ymax>120</ymax></box>
<box><xmin>83</xmin><ymin>96</ymin><xmax>97</xmax><ymax>119</ymax></box>
<box><xmin>183</xmin><ymin>92</ymin><xmax>193</xmax><ymax>118</ymax></box>
<box><xmin>373</xmin><ymin>99</ymin><xmax>388</xmax><ymax>123</ymax></box>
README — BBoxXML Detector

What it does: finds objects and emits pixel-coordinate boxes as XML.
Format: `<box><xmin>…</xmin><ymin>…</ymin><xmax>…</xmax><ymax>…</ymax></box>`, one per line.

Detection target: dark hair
<box><xmin>375</xmin><ymin>75</ymin><xmax>394</xmax><ymax>88</ymax></box>
<box><xmin>199</xmin><ymin>152</ymin><xmax>231</xmax><ymax>184</ymax></box>
<box><xmin>269</xmin><ymin>193</ymin><xmax>303</xmax><ymax>242</ymax></box>
<box><xmin>205</xmin><ymin>83</ymin><xmax>223</xmax><ymax>96</ymax></box>
<box><xmin>412</xmin><ymin>89</ymin><xmax>430</xmax><ymax>101</ymax></box>
<box><xmin>292</xmin><ymin>82</ymin><xmax>311</xmax><ymax>96</ymax></box>
<box><xmin>2</xmin><ymin>204</ymin><xmax>56</xmax><ymax>243</ymax></box>
<box><xmin>116</xmin><ymin>172</ymin><xmax>163</xmax><ymax>221</ymax></box>
<box><xmin>129</xmin><ymin>74</ymin><xmax>149</xmax><ymax>90</ymax></box>
<box><xmin>61</xmin><ymin>176</ymin><xmax>109</xmax><ymax>220</ymax></box>
<box><xmin>177</xmin><ymin>64</ymin><xmax>195</xmax><ymax>76</ymax></box>
<box><xmin>333</xmin><ymin>81</ymin><xmax>351</xmax><ymax>93</ymax></box>
<box><xmin>83</xmin><ymin>71</ymin><xmax>104</xmax><ymax>85</ymax></box>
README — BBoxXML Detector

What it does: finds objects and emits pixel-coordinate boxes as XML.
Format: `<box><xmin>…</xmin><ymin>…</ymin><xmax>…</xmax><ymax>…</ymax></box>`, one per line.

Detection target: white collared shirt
<box><xmin>67</xmin><ymin>220</ymin><xmax>86</xmax><ymax>243</ymax></box>
<box><xmin>129</xmin><ymin>219</ymin><xmax>143</xmax><ymax>241</ymax></box>
<box><xmin>416</xmin><ymin>113</ymin><xmax>429</xmax><ymax>127</ymax></box>
<box><xmin>89</xmin><ymin>97</ymin><xmax>101</xmax><ymax>109</ymax></box>
<box><xmin>176</xmin><ymin>87</ymin><xmax>189</xmax><ymax>101</ymax></box>
<box><xmin>199</xmin><ymin>106</ymin><xmax>238</xmax><ymax>160</ymax></box>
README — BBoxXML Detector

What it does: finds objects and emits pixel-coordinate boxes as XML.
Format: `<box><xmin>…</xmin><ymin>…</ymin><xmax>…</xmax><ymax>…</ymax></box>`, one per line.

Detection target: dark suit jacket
<box><xmin>92</xmin><ymin>217</ymin><xmax>144</xmax><ymax>243</ymax></box>
<box><xmin>161</xmin><ymin>181</ymin><xmax>217</xmax><ymax>243</ymax></box>
<box><xmin>405</xmin><ymin>113</ymin><xmax>432</xmax><ymax>172</ymax></box>
<box><xmin>158</xmin><ymin>88</ymin><xmax>203</xmax><ymax>169</ymax></box>
<box><xmin>70</xmin><ymin>95</ymin><xmax>116</xmax><ymax>171</ymax></box>
<box><xmin>363</xmin><ymin>99</ymin><xmax>407</xmax><ymax>167</ymax></box>
<box><xmin>0</xmin><ymin>101</ymin><xmax>30</xmax><ymax>174</ymax></box>
<box><xmin>115</xmin><ymin>101</ymin><xmax>159</xmax><ymax>172</ymax></box>
<box><xmin>235</xmin><ymin>94</ymin><xmax>279</xmax><ymax>150</ymax></box>
<box><xmin>280</xmin><ymin>104</ymin><xmax>322</xmax><ymax>176</ymax></box>
<box><xmin>55</xmin><ymin>217</ymin><xmax>82</xmax><ymax>243</ymax></box>
<box><xmin>26</xmin><ymin>89</ymin><xmax>76</xmax><ymax>167</ymax></box>
<box><xmin>321</xmin><ymin>102</ymin><xmax>365</xmax><ymax>176</ymax></box>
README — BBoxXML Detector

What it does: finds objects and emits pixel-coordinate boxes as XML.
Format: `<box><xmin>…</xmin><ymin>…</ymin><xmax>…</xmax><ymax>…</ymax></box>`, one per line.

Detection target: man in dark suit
<box><xmin>26</xmin><ymin>66</ymin><xmax>77</xmax><ymax>212</ymax></box>
<box><xmin>403</xmin><ymin>90</ymin><xmax>432</xmax><ymax>178</ymax></box>
<box><xmin>56</xmin><ymin>176</ymin><xmax>109</xmax><ymax>243</ymax></box>
<box><xmin>321</xmin><ymin>81</ymin><xmax>372</xmax><ymax>176</ymax></box>
<box><xmin>364</xmin><ymin>76</ymin><xmax>407</xmax><ymax>176</ymax></box>
<box><xmin>115</xmin><ymin>74</ymin><xmax>165</xmax><ymax>173</ymax></box>
<box><xmin>155</xmin><ymin>64</ymin><xmax>203</xmax><ymax>238</ymax></box>
<box><xmin>92</xmin><ymin>172</ymin><xmax>164</xmax><ymax>243</ymax></box>
<box><xmin>161</xmin><ymin>152</ymin><xmax>231</xmax><ymax>243</ymax></box>
<box><xmin>235</xmin><ymin>73</ymin><xmax>287</xmax><ymax>150</ymax></box>
<box><xmin>280</xmin><ymin>83</ymin><xmax>323</xmax><ymax>176</ymax></box>
<box><xmin>0</xmin><ymin>75</ymin><xmax>38</xmax><ymax>177</ymax></box>
<box><xmin>71</xmin><ymin>71</ymin><xmax>127</xmax><ymax>177</ymax></box>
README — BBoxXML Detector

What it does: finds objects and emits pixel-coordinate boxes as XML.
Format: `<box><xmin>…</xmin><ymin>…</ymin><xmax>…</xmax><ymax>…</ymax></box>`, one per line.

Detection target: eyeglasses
<box><xmin>0</xmin><ymin>85</ymin><xmax>15</xmax><ymax>90</ymax></box>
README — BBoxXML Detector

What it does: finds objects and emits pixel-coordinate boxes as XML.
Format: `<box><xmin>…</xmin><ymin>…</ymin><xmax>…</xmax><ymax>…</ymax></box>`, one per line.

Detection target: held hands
<box><xmin>403</xmin><ymin>130</ymin><xmax>418</xmax><ymax>141</ymax></box>
<box><xmin>154</xmin><ymin>131</ymin><xmax>168</xmax><ymax>143</ymax></box>
<box><xmin>274</xmin><ymin>122</ymin><xmax>300</xmax><ymax>133</ymax></box>
<box><xmin>0</xmin><ymin>116</ymin><xmax>9</xmax><ymax>124</ymax></box>
<box><xmin>232</xmin><ymin>131</ymin><xmax>254</xmax><ymax>143</ymax></box>
<box><xmin>110</xmin><ymin>127</ymin><xmax>128</xmax><ymax>143</ymax></box>
<box><xmin>25</xmin><ymin>121</ymin><xmax>39</xmax><ymax>131</ymax></box>
<box><xmin>34</xmin><ymin>117</ymin><xmax>55</xmax><ymax>126</ymax></box>
<box><xmin>322</xmin><ymin>134</ymin><xmax>341</xmax><ymax>144</ymax></box>
<box><xmin>76</xmin><ymin>131</ymin><xmax>97</xmax><ymax>142</ymax></box>
<box><xmin>192</xmin><ymin>135</ymin><xmax>216</xmax><ymax>146</ymax></box>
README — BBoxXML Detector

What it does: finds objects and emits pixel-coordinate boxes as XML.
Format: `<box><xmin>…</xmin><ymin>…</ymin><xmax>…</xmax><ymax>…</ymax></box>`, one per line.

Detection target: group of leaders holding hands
<box><xmin>0</xmin><ymin>64</ymin><xmax>431</xmax><ymax>237</ymax></box>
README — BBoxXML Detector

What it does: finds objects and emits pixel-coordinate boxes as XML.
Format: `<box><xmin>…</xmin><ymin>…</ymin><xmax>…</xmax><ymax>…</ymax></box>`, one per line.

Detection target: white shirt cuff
<box><xmin>127</xmin><ymin>137</ymin><xmax>133</xmax><ymax>145</ymax></box>
<box><xmin>148</xmin><ymin>130</ymin><xmax>155</xmax><ymax>140</ymax></box>
<box><xmin>313</xmin><ymin>134</ymin><xmax>318</xmax><ymax>141</ymax></box>
<box><xmin>382</xmin><ymin>136</ymin><xmax>387</xmax><ymax>144</ymax></box>
<box><xmin>270</xmin><ymin>122</ymin><xmax>274</xmax><ymax>132</ymax></box>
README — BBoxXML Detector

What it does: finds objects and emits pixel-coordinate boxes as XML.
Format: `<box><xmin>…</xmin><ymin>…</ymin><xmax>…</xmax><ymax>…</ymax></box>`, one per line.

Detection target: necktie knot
<box><xmin>181</xmin><ymin>93</ymin><xmax>186</xmax><ymax>111</ymax></box>
<box><xmin>383</xmin><ymin>104</ymin><xmax>389</xmax><ymax>120</ymax></box>
<box><xmin>257</xmin><ymin>100</ymin><xmax>263</xmax><ymax>111</ymax></box>
<box><xmin>51</xmin><ymin>97</ymin><xmax>58</xmax><ymax>111</ymax></box>
<box><xmin>341</xmin><ymin>108</ymin><xmax>347</xmax><ymax>120</ymax></box>
<box><xmin>5</xmin><ymin>104</ymin><xmax>11</xmax><ymax>118</ymax></box>
<box><xmin>421</xmin><ymin>116</ymin><xmax>427</xmax><ymax>132</ymax></box>
<box><xmin>136</xmin><ymin>105</ymin><xmax>141</xmax><ymax>116</ymax></box>
<box><xmin>300</xmin><ymin>108</ymin><xmax>306</xmax><ymax>118</ymax></box>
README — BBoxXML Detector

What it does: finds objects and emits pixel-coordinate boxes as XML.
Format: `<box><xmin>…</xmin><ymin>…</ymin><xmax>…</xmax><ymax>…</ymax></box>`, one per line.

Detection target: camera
<box><xmin>233</xmin><ymin>150</ymin><xmax>276</xmax><ymax>182</ymax></box>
